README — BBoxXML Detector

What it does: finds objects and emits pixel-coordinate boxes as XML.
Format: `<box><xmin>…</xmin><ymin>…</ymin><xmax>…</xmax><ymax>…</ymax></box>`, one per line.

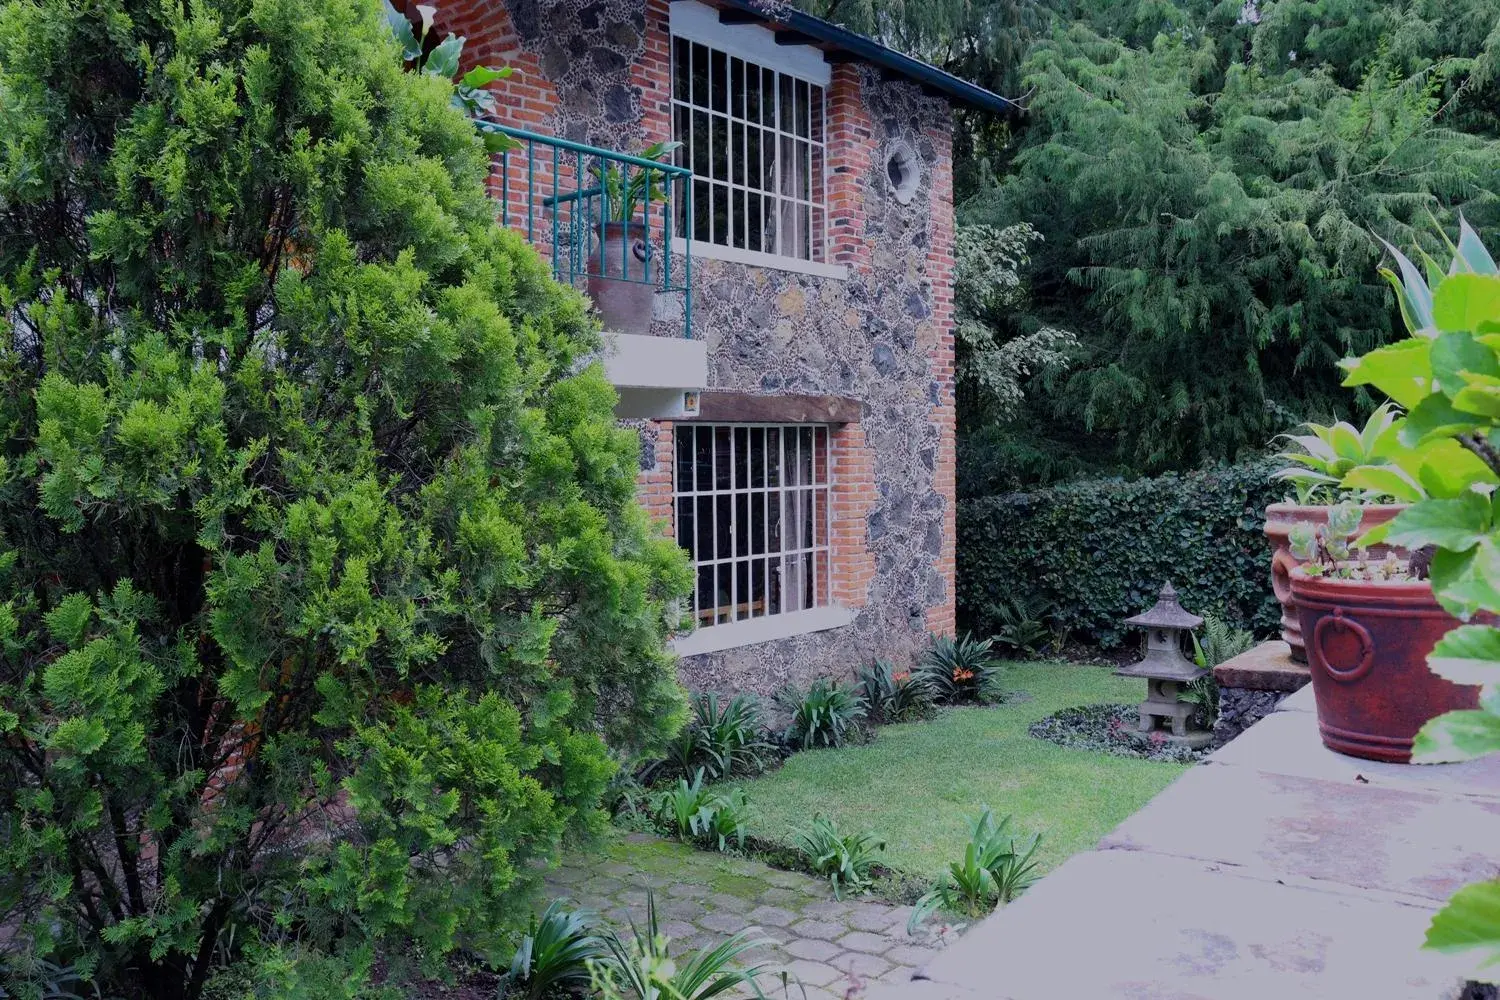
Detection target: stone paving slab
<box><xmin>542</xmin><ymin>832</ymin><xmax>946</xmax><ymax>999</ymax></box>
<box><xmin>1100</xmin><ymin>761</ymin><xmax>1500</xmax><ymax>903</ymax></box>
<box><xmin>1209</xmin><ymin>707</ymin><xmax>1500</xmax><ymax>800</ymax></box>
<box><xmin>910</xmin><ymin>849</ymin><xmax>1470</xmax><ymax>1000</ymax></box>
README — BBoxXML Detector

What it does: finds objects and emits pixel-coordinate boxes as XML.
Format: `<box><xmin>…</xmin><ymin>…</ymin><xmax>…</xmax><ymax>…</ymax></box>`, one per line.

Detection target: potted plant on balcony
<box><xmin>1287</xmin><ymin>503</ymin><xmax>1479</xmax><ymax>762</ymax></box>
<box><xmin>587</xmin><ymin>140</ymin><xmax>682</xmax><ymax>336</ymax></box>
<box><xmin>1266</xmin><ymin>403</ymin><xmax>1416</xmax><ymax>661</ymax></box>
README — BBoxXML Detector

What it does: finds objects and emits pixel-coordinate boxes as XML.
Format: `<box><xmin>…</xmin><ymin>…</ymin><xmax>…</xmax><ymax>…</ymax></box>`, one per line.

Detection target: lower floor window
<box><xmin>674</xmin><ymin>424</ymin><xmax>832</xmax><ymax>627</ymax></box>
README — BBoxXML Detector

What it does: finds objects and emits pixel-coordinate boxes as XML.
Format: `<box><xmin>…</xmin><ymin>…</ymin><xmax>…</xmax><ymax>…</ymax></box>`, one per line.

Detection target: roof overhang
<box><xmin>676</xmin><ymin>0</ymin><xmax>1024</xmax><ymax>116</ymax></box>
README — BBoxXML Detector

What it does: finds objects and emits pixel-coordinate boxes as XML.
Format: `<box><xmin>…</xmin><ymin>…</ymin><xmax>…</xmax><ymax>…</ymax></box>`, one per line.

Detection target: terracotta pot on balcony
<box><xmin>1290</xmin><ymin>570</ymin><xmax>1480</xmax><ymax>763</ymax></box>
<box><xmin>1264</xmin><ymin>502</ymin><xmax>1406</xmax><ymax>662</ymax></box>
<box><xmin>588</xmin><ymin>220</ymin><xmax>656</xmax><ymax>336</ymax></box>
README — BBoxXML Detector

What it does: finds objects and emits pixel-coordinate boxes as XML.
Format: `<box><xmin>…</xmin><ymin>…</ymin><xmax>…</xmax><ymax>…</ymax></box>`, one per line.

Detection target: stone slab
<box><xmin>916</xmin><ymin>850</ymin><xmax>1470</xmax><ymax>1000</ymax></box>
<box><xmin>1098</xmin><ymin>761</ymin><xmax>1500</xmax><ymax>903</ymax></box>
<box><xmin>1213</xmin><ymin>640</ymin><xmax>1311</xmax><ymax>692</ymax></box>
<box><xmin>1209</xmin><ymin>707</ymin><xmax>1500</xmax><ymax>801</ymax></box>
<box><xmin>1275</xmin><ymin>682</ymin><xmax>1317</xmax><ymax>713</ymax></box>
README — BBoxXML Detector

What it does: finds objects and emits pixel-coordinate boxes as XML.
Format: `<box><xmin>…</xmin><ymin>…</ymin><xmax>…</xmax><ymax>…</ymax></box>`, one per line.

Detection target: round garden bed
<box><xmin>1028</xmin><ymin>703</ymin><xmax>1211</xmax><ymax>763</ymax></box>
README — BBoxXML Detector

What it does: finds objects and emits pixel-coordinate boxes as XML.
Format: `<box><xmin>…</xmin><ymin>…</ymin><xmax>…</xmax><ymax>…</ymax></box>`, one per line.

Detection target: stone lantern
<box><xmin>1116</xmin><ymin>583</ymin><xmax>1211</xmax><ymax>749</ymax></box>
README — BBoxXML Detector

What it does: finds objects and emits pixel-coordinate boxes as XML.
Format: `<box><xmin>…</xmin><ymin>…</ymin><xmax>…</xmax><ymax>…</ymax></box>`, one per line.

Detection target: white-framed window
<box><xmin>670</xmin><ymin>31</ymin><xmax>828</xmax><ymax>266</ymax></box>
<box><xmin>674</xmin><ymin>424</ymin><xmax>833</xmax><ymax>629</ymax></box>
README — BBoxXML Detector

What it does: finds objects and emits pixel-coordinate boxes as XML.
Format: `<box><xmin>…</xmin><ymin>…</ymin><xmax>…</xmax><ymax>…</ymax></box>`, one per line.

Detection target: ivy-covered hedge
<box><xmin>958</xmin><ymin>461</ymin><xmax>1284</xmax><ymax>647</ymax></box>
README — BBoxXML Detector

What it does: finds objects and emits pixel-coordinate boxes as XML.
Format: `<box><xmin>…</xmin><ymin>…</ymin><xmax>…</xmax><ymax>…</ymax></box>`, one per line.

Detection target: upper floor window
<box><xmin>670</xmin><ymin>35</ymin><xmax>827</xmax><ymax>265</ymax></box>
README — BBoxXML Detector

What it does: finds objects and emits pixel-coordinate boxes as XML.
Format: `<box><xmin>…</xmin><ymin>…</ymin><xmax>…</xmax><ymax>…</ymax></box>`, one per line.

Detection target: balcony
<box><xmin>478</xmin><ymin>122</ymin><xmax>706</xmax><ymax>420</ymax></box>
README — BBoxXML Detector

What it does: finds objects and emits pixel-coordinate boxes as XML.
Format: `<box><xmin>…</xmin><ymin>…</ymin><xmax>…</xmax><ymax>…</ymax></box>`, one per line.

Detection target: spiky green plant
<box><xmin>591</xmin><ymin>892</ymin><xmax>777</xmax><ymax>1000</ymax></box>
<box><xmin>502</xmin><ymin>900</ymin><xmax>608</xmax><ymax>1000</ymax></box>
<box><xmin>794</xmin><ymin>815</ymin><xmax>886</xmax><ymax>899</ymax></box>
<box><xmin>776</xmin><ymin>678</ymin><xmax>867</xmax><ymax>750</ymax></box>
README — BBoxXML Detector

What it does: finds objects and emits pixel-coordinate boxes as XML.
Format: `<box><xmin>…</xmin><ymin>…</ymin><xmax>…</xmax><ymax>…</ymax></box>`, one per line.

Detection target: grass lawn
<box><xmin>725</xmin><ymin>661</ymin><xmax>1189</xmax><ymax>880</ymax></box>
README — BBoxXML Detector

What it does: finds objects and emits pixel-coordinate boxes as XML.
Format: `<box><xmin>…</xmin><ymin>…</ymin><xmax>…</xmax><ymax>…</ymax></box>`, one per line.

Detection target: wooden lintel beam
<box><xmin>685</xmin><ymin>391</ymin><xmax>863</xmax><ymax>425</ymax></box>
<box><xmin>774</xmin><ymin>30</ymin><xmax>818</xmax><ymax>46</ymax></box>
<box><xmin>718</xmin><ymin>9</ymin><xmax>764</xmax><ymax>24</ymax></box>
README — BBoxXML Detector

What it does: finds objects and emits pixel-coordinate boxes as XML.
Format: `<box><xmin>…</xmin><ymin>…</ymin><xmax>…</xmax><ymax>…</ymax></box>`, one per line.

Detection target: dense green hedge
<box><xmin>958</xmin><ymin>461</ymin><xmax>1284</xmax><ymax>648</ymax></box>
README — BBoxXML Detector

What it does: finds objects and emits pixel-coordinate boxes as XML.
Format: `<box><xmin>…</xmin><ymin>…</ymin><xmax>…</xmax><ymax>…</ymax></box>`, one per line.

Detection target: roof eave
<box><xmin>698</xmin><ymin>0</ymin><xmax>1023</xmax><ymax>117</ymax></box>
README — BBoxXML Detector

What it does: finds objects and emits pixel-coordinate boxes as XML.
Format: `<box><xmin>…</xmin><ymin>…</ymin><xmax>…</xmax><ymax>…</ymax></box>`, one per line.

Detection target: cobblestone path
<box><xmin>542</xmin><ymin>832</ymin><xmax>951</xmax><ymax>999</ymax></box>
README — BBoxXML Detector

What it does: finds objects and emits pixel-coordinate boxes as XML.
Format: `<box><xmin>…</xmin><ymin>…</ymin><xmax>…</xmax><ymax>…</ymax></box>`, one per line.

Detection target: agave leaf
<box><xmin>1457</xmin><ymin>215</ymin><xmax>1499</xmax><ymax>277</ymax></box>
<box><xmin>1276</xmin><ymin>432</ymin><xmax>1338</xmax><ymax>464</ymax></box>
<box><xmin>1379</xmin><ymin>237</ymin><xmax>1436</xmax><ymax>332</ymax></box>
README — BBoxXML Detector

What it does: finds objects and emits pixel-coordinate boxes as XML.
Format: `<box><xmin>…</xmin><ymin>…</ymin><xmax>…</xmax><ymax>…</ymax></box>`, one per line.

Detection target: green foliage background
<box><xmin>957</xmin><ymin>462</ymin><xmax>1284</xmax><ymax>646</ymax></box>
<box><xmin>0</xmin><ymin>0</ymin><xmax>689</xmax><ymax>995</ymax></box>
<box><xmin>807</xmin><ymin>0</ymin><xmax>1500</xmax><ymax>483</ymax></box>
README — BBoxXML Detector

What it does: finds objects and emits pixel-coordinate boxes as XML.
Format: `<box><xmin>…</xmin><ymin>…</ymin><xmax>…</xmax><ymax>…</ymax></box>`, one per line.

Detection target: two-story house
<box><xmin>430</xmin><ymin>0</ymin><xmax>1016</xmax><ymax>694</ymax></box>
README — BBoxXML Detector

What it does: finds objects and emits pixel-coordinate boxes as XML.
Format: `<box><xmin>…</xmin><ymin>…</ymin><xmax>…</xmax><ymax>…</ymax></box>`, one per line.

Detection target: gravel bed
<box><xmin>1027</xmin><ymin>703</ymin><xmax>1211</xmax><ymax>763</ymax></box>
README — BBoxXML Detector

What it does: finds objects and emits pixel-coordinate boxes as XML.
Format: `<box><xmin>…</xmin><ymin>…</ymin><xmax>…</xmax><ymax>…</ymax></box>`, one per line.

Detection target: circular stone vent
<box><xmin>884</xmin><ymin>140</ymin><xmax>921</xmax><ymax>204</ymax></box>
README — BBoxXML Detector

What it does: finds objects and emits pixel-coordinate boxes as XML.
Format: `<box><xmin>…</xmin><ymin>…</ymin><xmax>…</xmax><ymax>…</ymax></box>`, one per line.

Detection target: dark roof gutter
<box><xmin>698</xmin><ymin>0</ymin><xmax>1023</xmax><ymax>116</ymax></box>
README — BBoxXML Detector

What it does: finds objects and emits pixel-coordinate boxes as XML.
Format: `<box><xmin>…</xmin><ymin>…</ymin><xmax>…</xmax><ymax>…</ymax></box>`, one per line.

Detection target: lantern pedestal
<box><xmin>1131</xmin><ymin>678</ymin><xmax>1213</xmax><ymax>749</ymax></box>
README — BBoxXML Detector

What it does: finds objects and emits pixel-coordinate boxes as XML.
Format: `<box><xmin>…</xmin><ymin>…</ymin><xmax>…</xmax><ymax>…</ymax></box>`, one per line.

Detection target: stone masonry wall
<box><xmin>437</xmin><ymin>0</ymin><xmax>958</xmax><ymax>695</ymax></box>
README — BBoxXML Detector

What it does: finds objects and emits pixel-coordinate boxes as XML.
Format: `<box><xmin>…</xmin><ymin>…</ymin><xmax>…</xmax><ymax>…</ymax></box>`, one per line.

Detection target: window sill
<box><xmin>670</xmin><ymin>605</ymin><xmax>856</xmax><ymax>657</ymax></box>
<box><xmin>672</xmin><ymin>238</ymin><xmax>849</xmax><ymax>280</ymax></box>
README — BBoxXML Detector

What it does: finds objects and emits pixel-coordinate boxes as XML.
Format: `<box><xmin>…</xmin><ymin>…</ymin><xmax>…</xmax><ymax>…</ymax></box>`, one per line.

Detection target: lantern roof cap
<box><xmin>1124</xmin><ymin>583</ymin><xmax>1203</xmax><ymax>630</ymax></box>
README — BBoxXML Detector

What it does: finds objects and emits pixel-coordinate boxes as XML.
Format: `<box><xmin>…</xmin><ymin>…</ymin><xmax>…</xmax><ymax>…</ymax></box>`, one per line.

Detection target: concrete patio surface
<box><xmin>875</xmin><ymin>682</ymin><xmax>1500</xmax><ymax>1000</ymax></box>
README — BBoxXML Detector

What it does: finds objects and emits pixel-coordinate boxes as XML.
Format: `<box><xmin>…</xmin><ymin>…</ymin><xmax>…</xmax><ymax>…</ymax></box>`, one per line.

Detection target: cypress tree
<box><xmin>0</xmin><ymin>0</ymin><xmax>690</xmax><ymax>995</ymax></box>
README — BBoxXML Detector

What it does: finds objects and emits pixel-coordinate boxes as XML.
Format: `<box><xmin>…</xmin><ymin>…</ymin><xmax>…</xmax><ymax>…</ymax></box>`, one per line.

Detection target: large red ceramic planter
<box><xmin>1265</xmin><ymin>503</ymin><xmax>1406</xmax><ymax>663</ymax></box>
<box><xmin>1290</xmin><ymin>570</ymin><xmax>1480</xmax><ymax>763</ymax></box>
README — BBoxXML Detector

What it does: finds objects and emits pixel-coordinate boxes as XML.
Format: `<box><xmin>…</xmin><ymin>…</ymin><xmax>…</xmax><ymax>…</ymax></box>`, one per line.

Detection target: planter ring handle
<box><xmin>1312</xmin><ymin>608</ymin><xmax>1375</xmax><ymax>683</ymax></box>
<box><xmin>631</xmin><ymin>238</ymin><xmax>648</xmax><ymax>264</ymax></box>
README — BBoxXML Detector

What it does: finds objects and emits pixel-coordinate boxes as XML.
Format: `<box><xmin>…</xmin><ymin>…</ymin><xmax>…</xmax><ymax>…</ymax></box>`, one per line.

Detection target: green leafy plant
<box><xmin>917</xmin><ymin>633</ymin><xmax>1002</xmax><ymax>704</ymax></box>
<box><xmin>1186</xmin><ymin>612</ymin><xmax>1258</xmax><ymax>729</ymax></box>
<box><xmin>652</xmin><ymin>770</ymin><xmax>750</xmax><ymax>852</ymax></box>
<box><xmin>644</xmin><ymin>693</ymin><xmax>773</xmax><ymax>783</ymax></box>
<box><xmin>382</xmin><ymin>0</ymin><xmax>520</xmax><ymax>153</ymax></box>
<box><xmin>911</xmin><ymin>809</ymin><xmax>1041</xmax><ymax>927</ymax></box>
<box><xmin>776</xmin><ymin>678</ymin><xmax>867</xmax><ymax>750</ymax></box>
<box><xmin>857</xmin><ymin>660</ymin><xmax>935</xmax><ymax>724</ymax></box>
<box><xmin>1319</xmin><ymin>221</ymin><xmax>1500</xmax><ymax>980</ymax></box>
<box><xmin>987</xmin><ymin>594</ymin><xmax>1055</xmax><ymax>658</ymax></box>
<box><xmin>0</xmin><ymin>2</ymin><xmax>695</xmax><ymax>992</ymax></box>
<box><xmin>501</xmin><ymin>900</ymin><xmax>608</xmax><ymax>1000</ymax></box>
<box><xmin>1271</xmin><ymin>402</ymin><xmax>1420</xmax><ymax>504</ymax></box>
<box><xmin>690</xmin><ymin>692</ymin><xmax>774</xmax><ymax>778</ymax></box>
<box><xmin>591</xmin><ymin>892</ymin><xmax>777</xmax><ymax>1000</ymax></box>
<box><xmin>589</xmin><ymin>141</ymin><xmax>685</xmax><ymax>222</ymax></box>
<box><xmin>794</xmin><ymin>815</ymin><xmax>886</xmax><ymax>899</ymax></box>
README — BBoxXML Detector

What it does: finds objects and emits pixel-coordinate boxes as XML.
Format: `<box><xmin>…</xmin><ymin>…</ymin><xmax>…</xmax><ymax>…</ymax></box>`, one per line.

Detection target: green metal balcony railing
<box><xmin>476</xmin><ymin>121</ymin><xmax>694</xmax><ymax>339</ymax></box>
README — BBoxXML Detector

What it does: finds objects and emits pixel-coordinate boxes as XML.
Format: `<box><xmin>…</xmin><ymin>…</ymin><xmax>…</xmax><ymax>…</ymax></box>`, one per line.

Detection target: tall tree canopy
<box><xmin>0</xmin><ymin>0</ymin><xmax>688</xmax><ymax>995</ymax></box>
<box><xmin>801</xmin><ymin>0</ymin><xmax>1500</xmax><ymax>487</ymax></box>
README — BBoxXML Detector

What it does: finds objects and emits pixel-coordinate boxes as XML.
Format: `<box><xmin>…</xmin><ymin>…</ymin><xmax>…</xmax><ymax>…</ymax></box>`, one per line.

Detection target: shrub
<box><xmin>794</xmin><ymin>815</ymin><xmax>886</xmax><ymax>899</ymax></box>
<box><xmin>911</xmin><ymin>809</ymin><xmax>1042</xmax><ymax>927</ymax></box>
<box><xmin>776</xmin><ymin>678</ymin><xmax>867</xmax><ymax>749</ymax></box>
<box><xmin>502</xmin><ymin>900</ymin><xmax>607</xmax><ymax>1000</ymax></box>
<box><xmin>857</xmin><ymin>660</ymin><xmax>935</xmax><ymax>724</ymax></box>
<box><xmin>917</xmin><ymin>633</ymin><xmax>1002</xmax><ymax>704</ymax></box>
<box><xmin>592</xmin><ymin>892</ymin><xmax>777</xmax><ymax>1000</ymax></box>
<box><xmin>958</xmin><ymin>461</ymin><xmax>1283</xmax><ymax>647</ymax></box>
<box><xmin>0</xmin><ymin>0</ymin><xmax>691</xmax><ymax>994</ymax></box>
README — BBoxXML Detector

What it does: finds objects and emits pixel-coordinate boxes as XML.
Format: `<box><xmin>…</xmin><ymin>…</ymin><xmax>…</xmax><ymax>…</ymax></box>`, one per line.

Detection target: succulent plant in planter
<box><xmin>1286</xmin><ymin>503</ymin><xmax>1479</xmax><ymax>763</ymax></box>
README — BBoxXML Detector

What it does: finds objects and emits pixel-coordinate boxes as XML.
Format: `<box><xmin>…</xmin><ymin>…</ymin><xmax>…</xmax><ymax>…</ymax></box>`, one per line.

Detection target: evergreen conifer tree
<box><xmin>0</xmin><ymin>0</ymin><xmax>690</xmax><ymax>995</ymax></box>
